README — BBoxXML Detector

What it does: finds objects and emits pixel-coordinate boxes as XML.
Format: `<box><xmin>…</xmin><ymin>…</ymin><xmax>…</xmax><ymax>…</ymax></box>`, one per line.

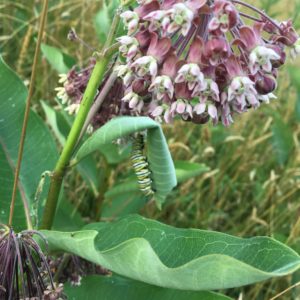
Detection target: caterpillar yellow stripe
<box><xmin>131</xmin><ymin>134</ymin><xmax>154</xmax><ymax>197</ymax></box>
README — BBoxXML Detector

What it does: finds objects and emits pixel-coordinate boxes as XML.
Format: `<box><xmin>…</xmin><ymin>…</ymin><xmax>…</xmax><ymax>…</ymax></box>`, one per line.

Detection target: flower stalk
<box><xmin>9</xmin><ymin>0</ymin><xmax>49</xmax><ymax>229</ymax></box>
<box><xmin>40</xmin><ymin>12</ymin><xmax>122</xmax><ymax>230</ymax></box>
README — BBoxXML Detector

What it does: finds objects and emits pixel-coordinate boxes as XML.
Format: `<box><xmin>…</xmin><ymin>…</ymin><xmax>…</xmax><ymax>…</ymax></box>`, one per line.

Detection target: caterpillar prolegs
<box><xmin>131</xmin><ymin>134</ymin><xmax>154</xmax><ymax>197</ymax></box>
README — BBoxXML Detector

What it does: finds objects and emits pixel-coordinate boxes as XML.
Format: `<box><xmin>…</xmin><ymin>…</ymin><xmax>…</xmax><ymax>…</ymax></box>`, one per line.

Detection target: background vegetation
<box><xmin>1</xmin><ymin>0</ymin><xmax>300</xmax><ymax>298</ymax></box>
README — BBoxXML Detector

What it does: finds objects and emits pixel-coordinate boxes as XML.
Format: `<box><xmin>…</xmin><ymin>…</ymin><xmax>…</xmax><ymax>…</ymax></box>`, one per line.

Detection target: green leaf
<box><xmin>41</xmin><ymin>43</ymin><xmax>76</xmax><ymax>74</ymax></box>
<box><xmin>175</xmin><ymin>161</ymin><xmax>210</xmax><ymax>183</ymax></box>
<box><xmin>271</xmin><ymin>116</ymin><xmax>294</xmax><ymax>165</ymax></box>
<box><xmin>100</xmin><ymin>143</ymin><xmax>131</xmax><ymax>165</ymax></box>
<box><xmin>53</xmin><ymin>196</ymin><xmax>84</xmax><ymax>231</ymax></box>
<box><xmin>0</xmin><ymin>57</ymin><xmax>59</xmax><ymax>230</ymax></box>
<box><xmin>94</xmin><ymin>3</ymin><xmax>111</xmax><ymax>44</ymax></box>
<box><xmin>73</xmin><ymin>116</ymin><xmax>177</xmax><ymax>206</ymax></box>
<box><xmin>42</xmin><ymin>215</ymin><xmax>300</xmax><ymax>291</ymax></box>
<box><xmin>41</xmin><ymin>100</ymin><xmax>66</xmax><ymax>145</ymax></box>
<box><xmin>41</xmin><ymin>101</ymin><xmax>101</xmax><ymax>195</ymax></box>
<box><xmin>102</xmin><ymin>180</ymin><xmax>145</xmax><ymax>218</ymax></box>
<box><xmin>107</xmin><ymin>0</ymin><xmax>120</xmax><ymax>19</ymax></box>
<box><xmin>64</xmin><ymin>275</ymin><xmax>232</xmax><ymax>300</ymax></box>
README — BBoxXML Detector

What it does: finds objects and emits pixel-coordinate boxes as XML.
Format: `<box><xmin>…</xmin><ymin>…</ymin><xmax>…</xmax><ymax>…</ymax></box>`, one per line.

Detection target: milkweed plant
<box><xmin>1</xmin><ymin>0</ymin><xmax>300</xmax><ymax>299</ymax></box>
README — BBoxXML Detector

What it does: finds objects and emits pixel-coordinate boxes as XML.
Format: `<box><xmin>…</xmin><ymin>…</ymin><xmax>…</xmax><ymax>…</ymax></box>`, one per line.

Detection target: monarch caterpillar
<box><xmin>131</xmin><ymin>133</ymin><xmax>154</xmax><ymax>197</ymax></box>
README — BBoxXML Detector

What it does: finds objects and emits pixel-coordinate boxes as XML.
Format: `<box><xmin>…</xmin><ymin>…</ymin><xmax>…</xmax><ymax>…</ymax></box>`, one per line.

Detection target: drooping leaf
<box><xmin>64</xmin><ymin>275</ymin><xmax>232</xmax><ymax>300</ymax></box>
<box><xmin>41</xmin><ymin>43</ymin><xmax>76</xmax><ymax>74</ymax></box>
<box><xmin>73</xmin><ymin>116</ymin><xmax>177</xmax><ymax>206</ymax></box>
<box><xmin>42</xmin><ymin>215</ymin><xmax>300</xmax><ymax>291</ymax></box>
<box><xmin>0</xmin><ymin>57</ymin><xmax>58</xmax><ymax>229</ymax></box>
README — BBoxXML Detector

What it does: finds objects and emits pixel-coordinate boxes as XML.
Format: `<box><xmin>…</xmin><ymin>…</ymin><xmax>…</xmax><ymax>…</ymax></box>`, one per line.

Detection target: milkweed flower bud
<box><xmin>255</xmin><ymin>74</ymin><xmax>277</xmax><ymax>95</ymax></box>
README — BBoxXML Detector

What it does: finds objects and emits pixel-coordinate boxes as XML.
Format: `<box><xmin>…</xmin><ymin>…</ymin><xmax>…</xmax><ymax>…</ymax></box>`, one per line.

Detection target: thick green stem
<box><xmin>40</xmin><ymin>55</ymin><xmax>110</xmax><ymax>230</ymax></box>
<box><xmin>40</xmin><ymin>8</ymin><xmax>122</xmax><ymax>230</ymax></box>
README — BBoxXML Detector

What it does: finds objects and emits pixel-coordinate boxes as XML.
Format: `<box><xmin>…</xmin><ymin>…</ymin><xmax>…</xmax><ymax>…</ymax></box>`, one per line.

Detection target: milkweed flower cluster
<box><xmin>116</xmin><ymin>0</ymin><xmax>300</xmax><ymax>126</ymax></box>
<box><xmin>55</xmin><ymin>59</ymin><xmax>127</xmax><ymax>128</ymax></box>
<box><xmin>55</xmin><ymin>59</ymin><xmax>96</xmax><ymax>115</ymax></box>
<box><xmin>56</xmin><ymin>0</ymin><xmax>299</xmax><ymax>128</ymax></box>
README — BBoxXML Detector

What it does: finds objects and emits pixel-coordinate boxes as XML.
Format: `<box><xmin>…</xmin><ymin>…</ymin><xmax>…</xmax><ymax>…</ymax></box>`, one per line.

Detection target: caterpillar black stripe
<box><xmin>131</xmin><ymin>134</ymin><xmax>154</xmax><ymax>197</ymax></box>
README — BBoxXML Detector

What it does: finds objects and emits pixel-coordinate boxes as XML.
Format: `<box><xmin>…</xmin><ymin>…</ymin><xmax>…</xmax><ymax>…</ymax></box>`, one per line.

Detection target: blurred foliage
<box><xmin>1</xmin><ymin>0</ymin><xmax>300</xmax><ymax>298</ymax></box>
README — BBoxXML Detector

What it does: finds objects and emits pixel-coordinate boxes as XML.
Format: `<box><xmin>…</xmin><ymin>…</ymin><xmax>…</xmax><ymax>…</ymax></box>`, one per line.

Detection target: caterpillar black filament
<box><xmin>131</xmin><ymin>134</ymin><xmax>154</xmax><ymax>197</ymax></box>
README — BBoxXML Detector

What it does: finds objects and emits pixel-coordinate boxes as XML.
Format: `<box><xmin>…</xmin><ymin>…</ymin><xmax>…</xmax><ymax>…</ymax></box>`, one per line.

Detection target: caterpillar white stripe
<box><xmin>131</xmin><ymin>134</ymin><xmax>154</xmax><ymax>196</ymax></box>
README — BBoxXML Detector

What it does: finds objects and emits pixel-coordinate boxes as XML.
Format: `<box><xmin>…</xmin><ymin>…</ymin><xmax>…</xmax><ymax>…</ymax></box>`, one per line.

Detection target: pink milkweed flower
<box><xmin>170</xmin><ymin>99</ymin><xmax>193</xmax><ymax>119</ymax></box>
<box><xmin>115</xmin><ymin>64</ymin><xmax>135</xmax><ymax>87</ymax></box>
<box><xmin>175</xmin><ymin>63</ymin><xmax>205</xmax><ymax>93</ymax></box>
<box><xmin>276</xmin><ymin>20</ymin><xmax>299</xmax><ymax>47</ymax></box>
<box><xmin>167</xmin><ymin>3</ymin><xmax>195</xmax><ymax>36</ymax></box>
<box><xmin>143</xmin><ymin>10</ymin><xmax>172</xmax><ymax>33</ymax></box>
<box><xmin>234</xmin><ymin>25</ymin><xmax>280</xmax><ymax>74</ymax></box>
<box><xmin>149</xmin><ymin>75</ymin><xmax>174</xmax><ymax>100</ymax></box>
<box><xmin>131</xmin><ymin>55</ymin><xmax>158</xmax><ymax>77</ymax></box>
<box><xmin>146</xmin><ymin>32</ymin><xmax>173</xmax><ymax>63</ymax></box>
<box><xmin>208</xmin><ymin>0</ymin><xmax>238</xmax><ymax>34</ymax></box>
<box><xmin>186</xmin><ymin>37</ymin><xmax>204</xmax><ymax>65</ymax></box>
<box><xmin>122</xmin><ymin>91</ymin><xmax>144</xmax><ymax>112</ymax></box>
<box><xmin>204</xmin><ymin>37</ymin><xmax>230</xmax><ymax>66</ymax></box>
<box><xmin>194</xmin><ymin>102</ymin><xmax>218</xmax><ymax>123</ymax></box>
<box><xmin>117</xmin><ymin>36</ymin><xmax>140</xmax><ymax>61</ymax></box>
<box><xmin>220</xmin><ymin>101</ymin><xmax>234</xmax><ymax>127</ymax></box>
<box><xmin>135</xmin><ymin>0</ymin><xmax>161</xmax><ymax>19</ymax></box>
<box><xmin>110</xmin><ymin>0</ymin><xmax>299</xmax><ymax>127</ymax></box>
<box><xmin>249</xmin><ymin>46</ymin><xmax>280</xmax><ymax>74</ymax></box>
<box><xmin>150</xmin><ymin>103</ymin><xmax>173</xmax><ymax>123</ymax></box>
<box><xmin>121</xmin><ymin>11</ymin><xmax>140</xmax><ymax>35</ymax></box>
<box><xmin>193</xmin><ymin>78</ymin><xmax>220</xmax><ymax>102</ymax></box>
<box><xmin>228</xmin><ymin>76</ymin><xmax>259</xmax><ymax>109</ymax></box>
